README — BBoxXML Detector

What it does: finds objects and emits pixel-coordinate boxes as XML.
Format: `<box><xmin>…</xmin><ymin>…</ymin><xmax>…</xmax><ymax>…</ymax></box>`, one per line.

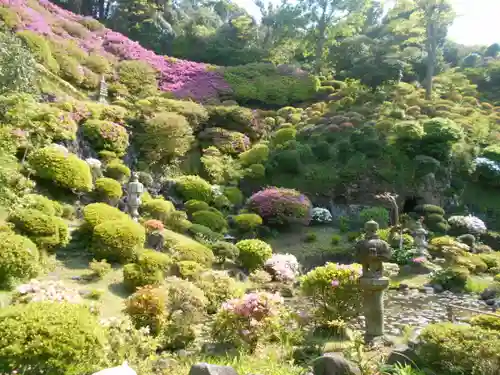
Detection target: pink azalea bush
<box><xmin>247</xmin><ymin>187</ymin><xmax>312</xmax><ymax>226</ymax></box>
<box><xmin>0</xmin><ymin>0</ymin><xmax>230</xmax><ymax>101</ymax></box>
<box><xmin>300</xmin><ymin>263</ymin><xmax>362</xmax><ymax>324</ymax></box>
<box><xmin>210</xmin><ymin>291</ymin><xmax>288</xmax><ymax>351</ymax></box>
<box><xmin>264</xmin><ymin>253</ymin><xmax>300</xmax><ymax>282</ymax></box>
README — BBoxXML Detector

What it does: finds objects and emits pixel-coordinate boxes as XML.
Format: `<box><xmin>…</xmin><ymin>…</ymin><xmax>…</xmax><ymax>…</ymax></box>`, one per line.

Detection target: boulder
<box><xmin>313</xmin><ymin>354</ymin><xmax>361</xmax><ymax>375</ymax></box>
<box><xmin>481</xmin><ymin>286</ymin><xmax>499</xmax><ymax>301</ymax></box>
<box><xmin>189</xmin><ymin>363</ymin><xmax>238</xmax><ymax>375</ymax></box>
<box><xmin>92</xmin><ymin>361</ymin><xmax>137</xmax><ymax>375</ymax></box>
<box><xmin>385</xmin><ymin>344</ymin><xmax>418</xmax><ymax>367</ymax></box>
<box><xmin>146</xmin><ymin>231</ymin><xmax>165</xmax><ymax>251</ymax></box>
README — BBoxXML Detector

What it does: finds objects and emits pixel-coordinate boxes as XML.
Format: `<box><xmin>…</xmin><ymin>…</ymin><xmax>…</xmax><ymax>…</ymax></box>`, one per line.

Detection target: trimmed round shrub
<box><xmin>91</xmin><ymin>219</ymin><xmax>146</xmax><ymax>263</ymax></box>
<box><xmin>470</xmin><ymin>314</ymin><xmax>500</xmax><ymax>331</ymax></box>
<box><xmin>414</xmin><ymin>204</ymin><xmax>445</xmax><ymax>216</ymax></box>
<box><xmin>431</xmin><ymin>267</ymin><xmax>470</xmax><ymax>291</ymax></box>
<box><xmin>234</xmin><ymin>213</ymin><xmax>263</xmax><ymax>232</ymax></box>
<box><xmin>272</xmin><ymin>127</ymin><xmax>297</xmax><ymax>146</ymax></box>
<box><xmin>103</xmin><ymin>160</ymin><xmax>131</xmax><ymax>182</ymax></box>
<box><xmin>195</xmin><ymin>270</ymin><xmax>243</xmax><ymax>313</ymax></box>
<box><xmin>137</xmin><ymin>171</ymin><xmax>154</xmax><ymax>188</ymax></box>
<box><xmin>247</xmin><ymin>187</ymin><xmax>312</xmax><ymax>226</ymax></box>
<box><xmin>19</xmin><ymin>194</ymin><xmax>60</xmax><ymax>216</ymax></box>
<box><xmin>82</xmin><ymin>119</ymin><xmax>129</xmax><ymax>155</ymax></box>
<box><xmin>17</xmin><ymin>30</ymin><xmax>59</xmax><ymax>73</ymax></box>
<box><xmin>176</xmin><ymin>175</ymin><xmax>212</xmax><ymax>202</ymax></box>
<box><xmin>185</xmin><ymin>200</ymin><xmax>210</xmax><ymax>215</ymax></box>
<box><xmin>123</xmin><ymin>250</ymin><xmax>172</xmax><ymax>291</ymax></box>
<box><xmin>83</xmin><ymin>203</ymin><xmax>129</xmax><ymax>229</ymax></box>
<box><xmin>199</xmin><ymin>127</ymin><xmax>250</xmax><ymax>154</ymax></box>
<box><xmin>94</xmin><ymin>177</ymin><xmax>123</xmax><ymax>203</ymax></box>
<box><xmin>236</xmin><ymin>239</ymin><xmax>273</xmax><ymax>272</ymax></box>
<box><xmin>117</xmin><ymin>60</ymin><xmax>158</xmax><ymax>98</ymax></box>
<box><xmin>141</xmin><ymin>199</ymin><xmax>175</xmax><ymax>223</ymax></box>
<box><xmin>164</xmin><ymin>210</ymin><xmax>192</xmax><ymax>233</ymax></box>
<box><xmin>0</xmin><ymin>302</ymin><xmax>107</xmax><ymax>375</ymax></box>
<box><xmin>137</xmin><ymin>112</ymin><xmax>194</xmax><ymax>165</ymax></box>
<box><xmin>188</xmin><ymin>224</ymin><xmax>223</xmax><ymax>242</ymax></box>
<box><xmin>192</xmin><ymin>210</ymin><xmax>227</xmax><ymax>233</ymax></box>
<box><xmin>239</xmin><ymin>144</ymin><xmax>270</xmax><ymax>167</ymax></box>
<box><xmin>0</xmin><ymin>232</ymin><xmax>39</xmax><ymax>289</ymax></box>
<box><xmin>416</xmin><ymin>323</ymin><xmax>500</xmax><ymax>375</ymax></box>
<box><xmin>224</xmin><ymin>187</ymin><xmax>244</xmax><ymax>206</ymax></box>
<box><xmin>245</xmin><ymin>163</ymin><xmax>266</xmax><ymax>179</ymax></box>
<box><xmin>174</xmin><ymin>260</ymin><xmax>206</xmax><ymax>280</ymax></box>
<box><xmin>163</xmin><ymin>229</ymin><xmax>214</xmax><ymax>266</ymax></box>
<box><xmin>8</xmin><ymin>209</ymin><xmax>69</xmax><ymax>252</ymax></box>
<box><xmin>211</xmin><ymin>241</ymin><xmax>239</xmax><ymax>263</ymax></box>
<box><xmin>29</xmin><ymin>146</ymin><xmax>92</xmax><ymax>192</ymax></box>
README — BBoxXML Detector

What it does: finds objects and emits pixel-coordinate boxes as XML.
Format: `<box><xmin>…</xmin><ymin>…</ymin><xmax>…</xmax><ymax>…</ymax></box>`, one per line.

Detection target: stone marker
<box><xmin>189</xmin><ymin>363</ymin><xmax>238</xmax><ymax>375</ymax></box>
<box><xmin>312</xmin><ymin>354</ymin><xmax>361</xmax><ymax>375</ymax></box>
<box><xmin>355</xmin><ymin>220</ymin><xmax>392</xmax><ymax>343</ymax></box>
<box><xmin>127</xmin><ymin>172</ymin><xmax>144</xmax><ymax>221</ymax></box>
<box><xmin>92</xmin><ymin>361</ymin><xmax>137</xmax><ymax>375</ymax></box>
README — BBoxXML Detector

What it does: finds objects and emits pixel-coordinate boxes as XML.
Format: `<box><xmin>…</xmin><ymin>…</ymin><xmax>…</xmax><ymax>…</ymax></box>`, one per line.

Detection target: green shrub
<box><xmin>0</xmin><ymin>303</ymin><xmax>107</xmax><ymax>375</ymax></box>
<box><xmin>414</xmin><ymin>204</ymin><xmax>445</xmax><ymax>216</ymax></box>
<box><xmin>359</xmin><ymin>207</ymin><xmax>389</xmax><ymax>228</ymax></box>
<box><xmin>140</xmin><ymin>199</ymin><xmax>175</xmax><ymax>223</ymax></box>
<box><xmin>174</xmin><ymin>260</ymin><xmax>205</xmax><ymax>280</ymax></box>
<box><xmin>206</xmin><ymin>105</ymin><xmax>258</xmax><ymax>137</ymax></box>
<box><xmin>195</xmin><ymin>270</ymin><xmax>243</xmax><ymax>313</ymax></box>
<box><xmin>19</xmin><ymin>194</ymin><xmax>60</xmax><ymax>216</ymax></box>
<box><xmin>91</xmin><ymin>219</ymin><xmax>145</xmax><ymax>263</ymax></box>
<box><xmin>52</xmin><ymin>51</ymin><xmax>83</xmax><ymax>84</ymax></box>
<box><xmin>211</xmin><ymin>241</ymin><xmax>239</xmax><ymax>263</ymax></box>
<box><xmin>470</xmin><ymin>314</ymin><xmax>500</xmax><ymax>331</ymax></box>
<box><xmin>163</xmin><ymin>229</ymin><xmax>214</xmax><ymax>266</ymax></box>
<box><xmin>303</xmin><ymin>232</ymin><xmax>317</xmax><ymax>243</ymax></box>
<box><xmin>82</xmin><ymin>119</ymin><xmax>129</xmax><ymax>155</ymax></box>
<box><xmin>137</xmin><ymin>112</ymin><xmax>194</xmax><ymax>166</ymax></box>
<box><xmin>103</xmin><ymin>159</ymin><xmax>131</xmax><ymax>182</ymax></box>
<box><xmin>481</xmin><ymin>231</ymin><xmax>500</xmax><ymax>250</ymax></box>
<box><xmin>125</xmin><ymin>279</ymin><xmax>207</xmax><ymax>349</ymax></box>
<box><xmin>176</xmin><ymin>175</ymin><xmax>212</xmax><ymax>202</ymax></box>
<box><xmin>188</xmin><ymin>224</ymin><xmax>223</xmax><ymax>242</ymax></box>
<box><xmin>199</xmin><ymin>127</ymin><xmax>250</xmax><ymax>154</ymax></box>
<box><xmin>78</xmin><ymin>17</ymin><xmax>105</xmax><ymax>31</ymax></box>
<box><xmin>223</xmin><ymin>62</ymin><xmax>319</xmax><ymax>106</ymax></box>
<box><xmin>185</xmin><ymin>200</ymin><xmax>210</xmax><ymax>215</ymax></box>
<box><xmin>8</xmin><ymin>209</ymin><xmax>69</xmax><ymax>252</ymax></box>
<box><xmin>224</xmin><ymin>187</ymin><xmax>244</xmax><ymax>206</ymax></box>
<box><xmin>245</xmin><ymin>163</ymin><xmax>266</xmax><ymax>179</ymax></box>
<box><xmin>94</xmin><ymin>177</ymin><xmax>123</xmax><ymax>203</ymax></box>
<box><xmin>61</xmin><ymin>204</ymin><xmax>76</xmax><ymax>219</ymax></box>
<box><xmin>236</xmin><ymin>239</ymin><xmax>273</xmax><ymax>271</ymax></box>
<box><xmin>234</xmin><ymin>213</ymin><xmax>263</xmax><ymax>232</ymax></box>
<box><xmin>117</xmin><ymin>60</ymin><xmax>158</xmax><ymax>98</ymax></box>
<box><xmin>16</xmin><ymin>30</ymin><xmax>59</xmax><ymax>72</ymax></box>
<box><xmin>0</xmin><ymin>6</ymin><xmax>20</xmax><ymax>29</ymax></box>
<box><xmin>84</xmin><ymin>52</ymin><xmax>111</xmax><ymax>74</ymax></box>
<box><xmin>123</xmin><ymin>250</ymin><xmax>172</xmax><ymax>291</ymax></box>
<box><xmin>416</xmin><ymin>323</ymin><xmax>500</xmax><ymax>375</ymax></box>
<box><xmin>164</xmin><ymin>210</ymin><xmax>192</xmax><ymax>233</ymax></box>
<box><xmin>192</xmin><ymin>210</ymin><xmax>227</xmax><ymax>233</ymax></box>
<box><xmin>89</xmin><ymin>258</ymin><xmax>112</xmax><ymax>279</ymax></box>
<box><xmin>331</xmin><ymin>234</ymin><xmax>341</xmax><ymax>245</ymax></box>
<box><xmin>239</xmin><ymin>144</ymin><xmax>270</xmax><ymax>167</ymax></box>
<box><xmin>272</xmin><ymin>127</ymin><xmax>297</xmax><ymax>146</ymax></box>
<box><xmin>83</xmin><ymin>202</ymin><xmax>128</xmax><ymax>229</ymax></box>
<box><xmin>0</xmin><ymin>231</ymin><xmax>39</xmax><ymax>289</ymax></box>
<box><xmin>300</xmin><ymin>262</ymin><xmax>362</xmax><ymax>324</ymax></box>
<box><xmin>98</xmin><ymin>150</ymin><xmax>117</xmax><ymax>162</ymax></box>
<box><xmin>29</xmin><ymin>146</ymin><xmax>93</xmax><ymax>192</ymax></box>
<box><xmin>430</xmin><ymin>267</ymin><xmax>470</xmax><ymax>291</ymax></box>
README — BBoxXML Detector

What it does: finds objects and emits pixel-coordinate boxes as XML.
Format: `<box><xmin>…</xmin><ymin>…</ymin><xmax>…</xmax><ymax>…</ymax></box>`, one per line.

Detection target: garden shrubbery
<box><xmin>82</xmin><ymin>119</ymin><xmax>129</xmax><ymax>155</ymax></box>
<box><xmin>236</xmin><ymin>239</ymin><xmax>273</xmax><ymax>271</ymax></box>
<box><xmin>195</xmin><ymin>270</ymin><xmax>243</xmax><ymax>313</ymax></box>
<box><xmin>185</xmin><ymin>199</ymin><xmax>210</xmax><ymax>215</ymax></box>
<box><xmin>0</xmin><ymin>231</ymin><xmax>39</xmax><ymax>289</ymax></box>
<box><xmin>175</xmin><ymin>175</ymin><xmax>213</xmax><ymax>202</ymax></box>
<box><xmin>94</xmin><ymin>177</ymin><xmax>123</xmax><ymax>203</ymax></box>
<box><xmin>163</xmin><ymin>229</ymin><xmax>214</xmax><ymax>266</ymax></box>
<box><xmin>103</xmin><ymin>159</ymin><xmax>131</xmax><ymax>182</ymax></box>
<box><xmin>192</xmin><ymin>210</ymin><xmax>227</xmax><ymax>232</ymax></box>
<box><xmin>123</xmin><ymin>250</ymin><xmax>172</xmax><ymax>291</ymax></box>
<box><xmin>83</xmin><ymin>203</ymin><xmax>129</xmax><ymax>229</ymax></box>
<box><xmin>29</xmin><ymin>146</ymin><xmax>93</xmax><ymax>193</ymax></box>
<box><xmin>140</xmin><ymin>198</ymin><xmax>175</xmax><ymax>223</ymax></box>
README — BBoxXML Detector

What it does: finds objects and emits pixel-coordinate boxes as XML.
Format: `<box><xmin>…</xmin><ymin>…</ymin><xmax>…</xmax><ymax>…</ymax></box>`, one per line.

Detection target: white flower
<box><xmin>448</xmin><ymin>215</ymin><xmax>487</xmax><ymax>235</ymax></box>
<box><xmin>312</xmin><ymin>207</ymin><xmax>333</xmax><ymax>223</ymax></box>
<box><xmin>85</xmin><ymin>158</ymin><xmax>102</xmax><ymax>169</ymax></box>
<box><xmin>264</xmin><ymin>253</ymin><xmax>300</xmax><ymax>282</ymax></box>
<box><xmin>211</xmin><ymin>184</ymin><xmax>223</xmax><ymax>197</ymax></box>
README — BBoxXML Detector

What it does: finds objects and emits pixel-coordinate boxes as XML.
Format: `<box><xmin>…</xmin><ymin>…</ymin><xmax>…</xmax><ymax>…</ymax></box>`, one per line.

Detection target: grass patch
<box><xmin>390</xmin><ymin>274</ymin><xmax>431</xmax><ymax>289</ymax></box>
<box><xmin>465</xmin><ymin>276</ymin><xmax>494</xmax><ymax>294</ymax></box>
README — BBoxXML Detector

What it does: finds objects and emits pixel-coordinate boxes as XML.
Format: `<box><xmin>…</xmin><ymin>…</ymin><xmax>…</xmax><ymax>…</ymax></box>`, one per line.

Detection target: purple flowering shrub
<box><xmin>211</xmin><ymin>291</ymin><xmax>288</xmax><ymax>351</ymax></box>
<box><xmin>247</xmin><ymin>187</ymin><xmax>312</xmax><ymax>226</ymax></box>
<box><xmin>300</xmin><ymin>262</ymin><xmax>362</xmax><ymax>324</ymax></box>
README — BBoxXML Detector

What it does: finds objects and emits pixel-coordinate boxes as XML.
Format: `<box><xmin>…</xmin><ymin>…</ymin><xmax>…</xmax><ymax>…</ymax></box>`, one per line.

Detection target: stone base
<box><xmin>363</xmin><ymin>334</ymin><xmax>396</xmax><ymax>348</ymax></box>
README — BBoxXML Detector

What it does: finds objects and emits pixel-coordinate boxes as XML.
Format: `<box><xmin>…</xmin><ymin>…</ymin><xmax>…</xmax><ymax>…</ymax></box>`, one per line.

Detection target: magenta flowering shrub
<box><xmin>300</xmin><ymin>262</ymin><xmax>362</xmax><ymax>324</ymax></box>
<box><xmin>211</xmin><ymin>291</ymin><xmax>287</xmax><ymax>351</ymax></box>
<box><xmin>247</xmin><ymin>187</ymin><xmax>312</xmax><ymax>226</ymax></box>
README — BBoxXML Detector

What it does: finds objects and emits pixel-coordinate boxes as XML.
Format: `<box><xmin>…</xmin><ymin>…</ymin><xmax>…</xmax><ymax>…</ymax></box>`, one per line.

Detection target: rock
<box><xmin>92</xmin><ymin>361</ymin><xmax>137</xmax><ymax>375</ymax></box>
<box><xmin>485</xmin><ymin>299</ymin><xmax>496</xmax><ymax>306</ymax></box>
<box><xmin>398</xmin><ymin>283</ymin><xmax>409</xmax><ymax>291</ymax></box>
<box><xmin>146</xmin><ymin>232</ymin><xmax>165</xmax><ymax>251</ymax></box>
<box><xmin>313</xmin><ymin>354</ymin><xmax>361</xmax><ymax>375</ymax></box>
<box><xmin>201</xmin><ymin>343</ymin><xmax>236</xmax><ymax>356</ymax></box>
<box><xmin>480</xmin><ymin>287</ymin><xmax>498</xmax><ymax>301</ymax></box>
<box><xmin>432</xmin><ymin>284</ymin><xmax>444</xmax><ymax>293</ymax></box>
<box><xmin>385</xmin><ymin>345</ymin><xmax>418</xmax><ymax>367</ymax></box>
<box><xmin>189</xmin><ymin>363</ymin><xmax>238</xmax><ymax>375</ymax></box>
<box><xmin>153</xmin><ymin>358</ymin><xmax>178</xmax><ymax>370</ymax></box>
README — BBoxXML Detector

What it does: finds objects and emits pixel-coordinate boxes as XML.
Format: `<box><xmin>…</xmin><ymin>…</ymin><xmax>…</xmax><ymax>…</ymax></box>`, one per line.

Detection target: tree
<box><xmin>0</xmin><ymin>32</ymin><xmax>37</xmax><ymax>95</ymax></box>
<box><xmin>416</xmin><ymin>0</ymin><xmax>454</xmax><ymax>99</ymax></box>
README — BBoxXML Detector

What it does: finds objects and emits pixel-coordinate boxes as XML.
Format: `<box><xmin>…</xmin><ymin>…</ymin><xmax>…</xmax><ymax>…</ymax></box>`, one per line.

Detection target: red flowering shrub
<box><xmin>144</xmin><ymin>219</ymin><xmax>164</xmax><ymax>233</ymax></box>
<box><xmin>247</xmin><ymin>187</ymin><xmax>312</xmax><ymax>226</ymax></box>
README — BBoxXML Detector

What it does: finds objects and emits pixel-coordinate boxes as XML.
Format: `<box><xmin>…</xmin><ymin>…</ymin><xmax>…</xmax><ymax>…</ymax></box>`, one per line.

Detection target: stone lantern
<box><xmin>354</xmin><ymin>220</ymin><xmax>393</xmax><ymax>343</ymax></box>
<box><xmin>127</xmin><ymin>172</ymin><xmax>144</xmax><ymax>222</ymax></box>
<box><xmin>413</xmin><ymin>219</ymin><xmax>429</xmax><ymax>258</ymax></box>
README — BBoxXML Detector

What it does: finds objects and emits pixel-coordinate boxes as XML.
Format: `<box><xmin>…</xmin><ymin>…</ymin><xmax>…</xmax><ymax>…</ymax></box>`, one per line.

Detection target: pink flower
<box><xmin>331</xmin><ymin>279</ymin><xmax>340</xmax><ymax>287</ymax></box>
<box><xmin>412</xmin><ymin>257</ymin><xmax>426</xmax><ymax>264</ymax></box>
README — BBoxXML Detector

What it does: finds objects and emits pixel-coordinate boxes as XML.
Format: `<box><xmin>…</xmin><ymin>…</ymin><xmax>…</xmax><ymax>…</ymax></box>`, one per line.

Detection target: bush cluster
<box><xmin>0</xmin><ymin>231</ymin><xmax>39</xmax><ymax>289</ymax></box>
<box><xmin>19</xmin><ymin>194</ymin><xmax>62</xmax><ymax>217</ymax></box>
<box><xmin>103</xmin><ymin>160</ymin><xmax>131</xmax><ymax>182</ymax></box>
<box><xmin>140</xmin><ymin>198</ymin><xmax>175</xmax><ymax>223</ymax></box>
<box><xmin>163</xmin><ymin>229</ymin><xmax>215</xmax><ymax>266</ymax></box>
<box><xmin>195</xmin><ymin>270</ymin><xmax>243</xmax><ymax>313</ymax></box>
<box><xmin>94</xmin><ymin>177</ymin><xmax>123</xmax><ymax>203</ymax></box>
<box><xmin>233</xmin><ymin>213</ymin><xmax>263</xmax><ymax>233</ymax></box>
<box><xmin>175</xmin><ymin>175</ymin><xmax>212</xmax><ymax>202</ymax></box>
<box><xmin>123</xmin><ymin>250</ymin><xmax>172</xmax><ymax>291</ymax></box>
<box><xmin>82</xmin><ymin>119</ymin><xmax>129</xmax><ymax>155</ymax></box>
<box><xmin>236</xmin><ymin>239</ymin><xmax>273</xmax><ymax>271</ymax></box>
<box><xmin>185</xmin><ymin>199</ymin><xmax>210</xmax><ymax>215</ymax></box>
<box><xmin>192</xmin><ymin>210</ymin><xmax>227</xmax><ymax>233</ymax></box>
<box><xmin>83</xmin><ymin>203</ymin><xmax>129</xmax><ymax>229</ymax></box>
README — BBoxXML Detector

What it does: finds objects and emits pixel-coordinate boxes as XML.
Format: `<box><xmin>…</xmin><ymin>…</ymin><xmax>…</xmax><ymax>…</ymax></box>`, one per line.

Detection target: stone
<box><xmin>92</xmin><ymin>361</ymin><xmax>137</xmax><ymax>375</ymax></box>
<box><xmin>146</xmin><ymin>232</ymin><xmax>165</xmax><ymax>251</ymax></box>
<box><xmin>189</xmin><ymin>363</ymin><xmax>238</xmax><ymax>375</ymax></box>
<box><xmin>313</xmin><ymin>354</ymin><xmax>361</xmax><ymax>375</ymax></box>
<box><xmin>153</xmin><ymin>358</ymin><xmax>178</xmax><ymax>370</ymax></box>
<box><xmin>398</xmin><ymin>283</ymin><xmax>409</xmax><ymax>291</ymax></box>
<box><xmin>385</xmin><ymin>345</ymin><xmax>418</xmax><ymax>367</ymax></box>
<box><xmin>485</xmin><ymin>299</ymin><xmax>496</xmax><ymax>306</ymax></box>
<box><xmin>127</xmin><ymin>172</ymin><xmax>144</xmax><ymax>221</ymax></box>
<box><xmin>432</xmin><ymin>284</ymin><xmax>444</xmax><ymax>293</ymax></box>
<box><xmin>480</xmin><ymin>287</ymin><xmax>498</xmax><ymax>300</ymax></box>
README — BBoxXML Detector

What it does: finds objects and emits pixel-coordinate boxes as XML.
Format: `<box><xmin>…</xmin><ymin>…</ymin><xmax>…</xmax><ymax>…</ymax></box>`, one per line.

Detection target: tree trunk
<box><xmin>424</xmin><ymin>19</ymin><xmax>436</xmax><ymax>99</ymax></box>
<box><xmin>314</xmin><ymin>4</ymin><xmax>328</xmax><ymax>74</ymax></box>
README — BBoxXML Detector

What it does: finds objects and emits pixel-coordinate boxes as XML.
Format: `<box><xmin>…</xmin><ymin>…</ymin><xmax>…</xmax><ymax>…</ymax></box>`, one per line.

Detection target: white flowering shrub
<box><xmin>86</xmin><ymin>158</ymin><xmax>102</xmax><ymax>169</ymax></box>
<box><xmin>211</xmin><ymin>184</ymin><xmax>224</xmax><ymax>197</ymax></box>
<box><xmin>13</xmin><ymin>279</ymin><xmax>82</xmax><ymax>304</ymax></box>
<box><xmin>264</xmin><ymin>253</ymin><xmax>300</xmax><ymax>282</ymax></box>
<box><xmin>311</xmin><ymin>207</ymin><xmax>333</xmax><ymax>224</ymax></box>
<box><xmin>448</xmin><ymin>215</ymin><xmax>487</xmax><ymax>235</ymax></box>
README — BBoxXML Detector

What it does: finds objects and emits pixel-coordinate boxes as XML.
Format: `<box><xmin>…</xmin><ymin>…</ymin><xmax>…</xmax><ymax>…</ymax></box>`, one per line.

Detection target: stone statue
<box><xmin>127</xmin><ymin>172</ymin><xmax>144</xmax><ymax>221</ymax></box>
<box><xmin>355</xmin><ymin>220</ymin><xmax>393</xmax><ymax>343</ymax></box>
<box><xmin>355</xmin><ymin>220</ymin><xmax>392</xmax><ymax>278</ymax></box>
<box><xmin>98</xmin><ymin>75</ymin><xmax>108</xmax><ymax>104</ymax></box>
<box><xmin>413</xmin><ymin>218</ymin><xmax>429</xmax><ymax>257</ymax></box>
